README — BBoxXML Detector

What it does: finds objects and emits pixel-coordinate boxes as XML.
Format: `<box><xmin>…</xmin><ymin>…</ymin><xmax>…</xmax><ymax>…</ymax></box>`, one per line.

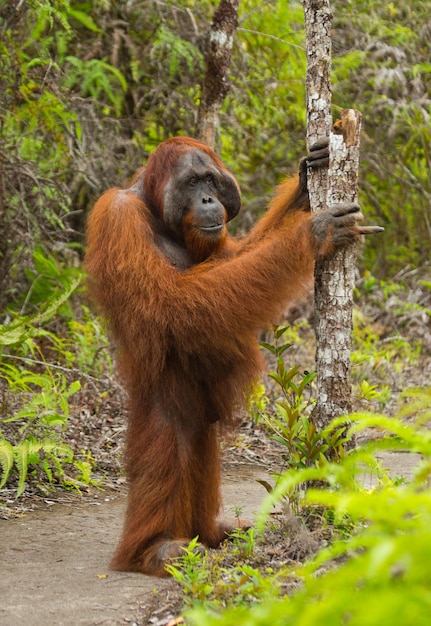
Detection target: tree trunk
<box><xmin>196</xmin><ymin>0</ymin><xmax>239</xmax><ymax>149</ymax></box>
<box><xmin>313</xmin><ymin>110</ymin><xmax>362</xmax><ymax>431</ymax></box>
<box><xmin>302</xmin><ymin>0</ymin><xmax>332</xmax><ymax>208</ymax></box>
<box><xmin>302</xmin><ymin>0</ymin><xmax>361</xmax><ymax>433</ymax></box>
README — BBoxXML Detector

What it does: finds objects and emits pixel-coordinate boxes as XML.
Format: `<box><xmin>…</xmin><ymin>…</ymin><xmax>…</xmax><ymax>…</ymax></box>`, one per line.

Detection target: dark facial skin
<box><xmin>180</xmin><ymin>170</ymin><xmax>227</xmax><ymax>236</ymax></box>
<box><xmin>162</xmin><ymin>150</ymin><xmax>241</xmax><ymax>242</ymax></box>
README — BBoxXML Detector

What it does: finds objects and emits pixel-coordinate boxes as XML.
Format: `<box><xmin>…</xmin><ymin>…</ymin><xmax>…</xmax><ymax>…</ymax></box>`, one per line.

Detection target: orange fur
<box><xmin>183</xmin><ymin>210</ymin><xmax>229</xmax><ymax>263</ymax></box>
<box><xmin>85</xmin><ymin>137</ymin><xmax>319</xmax><ymax>577</ymax></box>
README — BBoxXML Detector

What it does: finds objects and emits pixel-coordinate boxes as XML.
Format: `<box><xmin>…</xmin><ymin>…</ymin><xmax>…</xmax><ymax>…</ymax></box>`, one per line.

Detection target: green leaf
<box><xmin>33</xmin><ymin>246</ymin><xmax>60</xmax><ymax>277</ymax></box>
<box><xmin>14</xmin><ymin>441</ymin><xmax>31</xmax><ymax>497</ymax></box>
<box><xmin>275</xmin><ymin>325</ymin><xmax>289</xmax><ymax>340</ymax></box>
<box><xmin>68</xmin><ymin>9</ymin><xmax>101</xmax><ymax>33</ymax></box>
<box><xmin>0</xmin><ymin>439</ymin><xmax>14</xmax><ymax>489</ymax></box>
<box><xmin>260</xmin><ymin>342</ymin><xmax>277</xmax><ymax>355</ymax></box>
<box><xmin>0</xmin><ymin>325</ymin><xmax>27</xmax><ymax>347</ymax></box>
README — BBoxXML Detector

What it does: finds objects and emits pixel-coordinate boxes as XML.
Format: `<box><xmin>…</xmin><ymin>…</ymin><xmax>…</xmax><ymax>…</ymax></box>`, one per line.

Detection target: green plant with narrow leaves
<box><xmin>0</xmin><ymin>436</ymin><xmax>74</xmax><ymax>497</ymax></box>
<box><xmin>165</xmin><ymin>537</ymin><xmax>212</xmax><ymax>605</ymax></box>
<box><xmin>64</xmin><ymin>57</ymin><xmax>127</xmax><ymax>117</ymax></box>
<box><xmin>0</xmin><ymin>261</ymin><xmax>101</xmax><ymax>495</ymax></box>
<box><xmin>0</xmin><ymin>271</ymin><xmax>81</xmax><ymax>351</ymax></box>
<box><xmin>166</xmin><ymin>533</ymin><xmax>282</xmax><ymax>612</ymax></box>
<box><xmin>260</xmin><ymin>326</ymin><xmax>349</xmax><ymax>469</ymax></box>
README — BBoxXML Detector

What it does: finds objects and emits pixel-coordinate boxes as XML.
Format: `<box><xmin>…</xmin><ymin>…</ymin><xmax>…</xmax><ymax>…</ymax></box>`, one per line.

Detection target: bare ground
<box><xmin>0</xmin><ymin>466</ymin><xmax>273</xmax><ymax>626</ymax></box>
<box><xmin>0</xmin><ymin>450</ymin><xmax>422</xmax><ymax>626</ymax></box>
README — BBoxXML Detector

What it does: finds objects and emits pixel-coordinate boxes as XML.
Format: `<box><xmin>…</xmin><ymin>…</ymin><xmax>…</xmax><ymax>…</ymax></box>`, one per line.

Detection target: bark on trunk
<box><xmin>196</xmin><ymin>0</ymin><xmax>239</xmax><ymax>149</ymax></box>
<box><xmin>313</xmin><ymin>110</ymin><xmax>362</xmax><ymax>430</ymax></box>
<box><xmin>303</xmin><ymin>0</ymin><xmax>332</xmax><ymax>209</ymax></box>
<box><xmin>302</xmin><ymin>0</ymin><xmax>361</xmax><ymax>432</ymax></box>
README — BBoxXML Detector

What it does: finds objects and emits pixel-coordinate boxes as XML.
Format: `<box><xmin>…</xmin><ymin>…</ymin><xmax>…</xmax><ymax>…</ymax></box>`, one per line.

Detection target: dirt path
<box><xmin>0</xmin><ymin>467</ymin><xmax>270</xmax><ymax>626</ymax></box>
<box><xmin>1</xmin><ymin>452</ymin><xmax>420</xmax><ymax>626</ymax></box>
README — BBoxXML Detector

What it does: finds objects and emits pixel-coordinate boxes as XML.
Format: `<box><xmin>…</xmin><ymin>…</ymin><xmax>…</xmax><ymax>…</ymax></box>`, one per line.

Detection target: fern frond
<box><xmin>0</xmin><ymin>438</ymin><xmax>15</xmax><ymax>489</ymax></box>
<box><xmin>13</xmin><ymin>440</ymin><xmax>34</xmax><ymax>497</ymax></box>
